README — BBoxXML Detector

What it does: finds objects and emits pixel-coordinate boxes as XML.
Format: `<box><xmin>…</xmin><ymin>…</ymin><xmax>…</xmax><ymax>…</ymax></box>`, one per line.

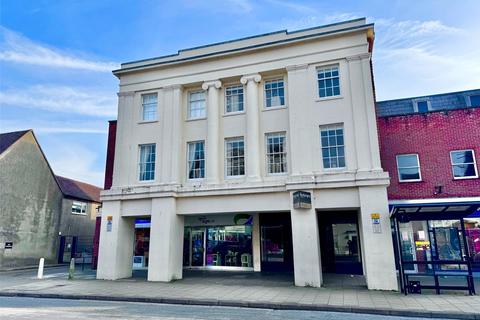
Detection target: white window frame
<box><xmin>187</xmin><ymin>90</ymin><xmax>206</xmax><ymax>120</ymax></box>
<box><xmin>265</xmin><ymin>132</ymin><xmax>288</xmax><ymax>175</ymax></box>
<box><xmin>138</xmin><ymin>144</ymin><xmax>156</xmax><ymax>182</ymax></box>
<box><xmin>141</xmin><ymin>93</ymin><xmax>157</xmax><ymax>122</ymax></box>
<box><xmin>413</xmin><ymin>99</ymin><xmax>431</xmax><ymax>113</ymax></box>
<box><xmin>320</xmin><ymin>124</ymin><xmax>346</xmax><ymax>170</ymax></box>
<box><xmin>71</xmin><ymin>201</ymin><xmax>87</xmax><ymax>215</ymax></box>
<box><xmin>396</xmin><ymin>154</ymin><xmax>422</xmax><ymax>182</ymax></box>
<box><xmin>450</xmin><ymin>149</ymin><xmax>478</xmax><ymax>180</ymax></box>
<box><xmin>225</xmin><ymin>84</ymin><xmax>244</xmax><ymax>114</ymax></box>
<box><xmin>264</xmin><ymin>78</ymin><xmax>286</xmax><ymax>109</ymax></box>
<box><xmin>317</xmin><ymin>65</ymin><xmax>341</xmax><ymax>99</ymax></box>
<box><xmin>225</xmin><ymin>137</ymin><xmax>245</xmax><ymax>178</ymax></box>
<box><xmin>187</xmin><ymin>141</ymin><xmax>205</xmax><ymax>180</ymax></box>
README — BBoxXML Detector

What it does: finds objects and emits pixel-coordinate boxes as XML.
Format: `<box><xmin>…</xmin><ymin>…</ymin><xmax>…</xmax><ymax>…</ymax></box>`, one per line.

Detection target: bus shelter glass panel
<box><xmin>399</xmin><ymin>221</ymin><xmax>432</xmax><ymax>273</ymax></box>
<box><xmin>464</xmin><ymin>217</ymin><xmax>480</xmax><ymax>271</ymax></box>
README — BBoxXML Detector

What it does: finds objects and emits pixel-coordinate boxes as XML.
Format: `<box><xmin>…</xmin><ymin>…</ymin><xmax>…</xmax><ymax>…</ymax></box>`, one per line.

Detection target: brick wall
<box><xmin>378</xmin><ymin>108</ymin><xmax>480</xmax><ymax>200</ymax></box>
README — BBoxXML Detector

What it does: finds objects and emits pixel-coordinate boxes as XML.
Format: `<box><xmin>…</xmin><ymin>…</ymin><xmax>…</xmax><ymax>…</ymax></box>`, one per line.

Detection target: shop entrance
<box><xmin>318</xmin><ymin>211</ymin><xmax>363</xmax><ymax>275</ymax></box>
<box><xmin>260</xmin><ymin>212</ymin><xmax>294</xmax><ymax>272</ymax></box>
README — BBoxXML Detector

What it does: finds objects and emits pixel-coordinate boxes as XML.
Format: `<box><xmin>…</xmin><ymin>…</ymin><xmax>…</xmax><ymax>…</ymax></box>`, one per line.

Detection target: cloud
<box><xmin>0</xmin><ymin>119</ymin><xmax>108</xmax><ymax>135</ymax></box>
<box><xmin>0</xmin><ymin>26</ymin><xmax>119</xmax><ymax>72</ymax></box>
<box><xmin>0</xmin><ymin>85</ymin><xmax>117</xmax><ymax>117</ymax></box>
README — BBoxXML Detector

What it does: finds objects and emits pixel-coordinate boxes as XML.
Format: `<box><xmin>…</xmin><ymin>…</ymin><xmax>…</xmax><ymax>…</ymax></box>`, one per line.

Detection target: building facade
<box><xmin>97</xmin><ymin>18</ymin><xmax>398</xmax><ymax>290</ymax></box>
<box><xmin>0</xmin><ymin>130</ymin><xmax>101</xmax><ymax>269</ymax></box>
<box><xmin>377</xmin><ymin>89</ymin><xmax>480</xmax><ymax>288</ymax></box>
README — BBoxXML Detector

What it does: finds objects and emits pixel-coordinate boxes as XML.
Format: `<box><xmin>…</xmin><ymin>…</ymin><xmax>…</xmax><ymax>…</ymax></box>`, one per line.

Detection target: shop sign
<box><xmin>107</xmin><ymin>215</ymin><xmax>113</xmax><ymax>232</ymax></box>
<box><xmin>371</xmin><ymin>213</ymin><xmax>382</xmax><ymax>233</ymax></box>
<box><xmin>234</xmin><ymin>214</ymin><xmax>253</xmax><ymax>225</ymax></box>
<box><xmin>4</xmin><ymin>242</ymin><xmax>13</xmax><ymax>249</ymax></box>
<box><xmin>293</xmin><ymin>191</ymin><xmax>312</xmax><ymax>209</ymax></box>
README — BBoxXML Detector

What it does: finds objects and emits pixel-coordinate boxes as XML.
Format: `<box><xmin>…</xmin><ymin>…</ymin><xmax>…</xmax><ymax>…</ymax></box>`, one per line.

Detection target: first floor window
<box><xmin>450</xmin><ymin>150</ymin><xmax>478</xmax><ymax>179</ymax></box>
<box><xmin>188</xmin><ymin>141</ymin><xmax>205</xmax><ymax>179</ymax></box>
<box><xmin>396</xmin><ymin>154</ymin><xmax>421</xmax><ymax>182</ymax></box>
<box><xmin>225</xmin><ymin>138</ymin><xmax>245</xmax><ymax>176</ymax></box>
<box><xmin>264</xmin><ymin>79</ymin><xmax>285</xmax><ymax>108</ymax></box>
<box><xmin>266</xmin><ymin>132</ymin><xmax>287</xmax><ymax>174</ymax></box>
<box><xmin>71</xmin><ymin>201</ymin><xmax>87</xmax><ymax>215</ymax></box>
<box><xmin>320</xmin><ymin>124</ymin><xmax>345</xmax><ymax>169</ymax></box>
<box><xmin>141</xmin><ymin>93</ymin><xmax>157</xmax><ymax>121</ymax></box>
<box><xmin>317</xmin><ymin>65</ymin><xmax>340</xmax><ymax>98</ymax></box>
<box><xmin>225</xmin><ymin>85</ymin><xmax>244</xmax><ymax>113</ymax></box>
<box><xmin>139</xmin><ymin>144</ymin><xmax>156</xmax><ymax>181</ymax></box>
<box><xmin>188</xmin><ymin>91</ymin><xmax>206</xmax><ymax>119</ymax></box>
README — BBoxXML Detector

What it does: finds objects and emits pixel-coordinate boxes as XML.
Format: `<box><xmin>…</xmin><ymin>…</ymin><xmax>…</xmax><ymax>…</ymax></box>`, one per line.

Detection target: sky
<box><xmin>1</xmin><ymin>0</ymin><xmax>479</xmax><ymax>187</ymax></box>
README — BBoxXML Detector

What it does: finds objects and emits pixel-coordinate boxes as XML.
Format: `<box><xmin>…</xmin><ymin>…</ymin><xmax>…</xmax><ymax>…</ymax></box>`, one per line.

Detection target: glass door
<box><xmin>191</xmin><ymin>229</ymin><xmax>205</xmax><ymax>267</ymax></box>
<box><xmin>331</xmin><ymin>223</ymin><xmax>362</xmax><ymax>274</ymax></box>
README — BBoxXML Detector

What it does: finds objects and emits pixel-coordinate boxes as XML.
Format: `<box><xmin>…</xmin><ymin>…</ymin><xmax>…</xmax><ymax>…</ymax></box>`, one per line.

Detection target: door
<box><xmin>190</xmin><ymin>229</ymin><xmax>205</xmax><ymax>267</ymax></box>
<box><xmin>260</xmin><ymin>213</ymin><xmax>293</xmax><ymax>272</ymax></box>
<box><xmin>319</xmin><ymin>212</ymin><xmax>363</xmax><ymax>274</ymax></box>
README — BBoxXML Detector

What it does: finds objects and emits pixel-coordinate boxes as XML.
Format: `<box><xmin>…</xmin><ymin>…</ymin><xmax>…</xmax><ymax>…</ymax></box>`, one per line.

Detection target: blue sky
<box><xmin>1</xmin><ymin>0</ymin><xmax>479</xmax><ymax>187</ymax></box>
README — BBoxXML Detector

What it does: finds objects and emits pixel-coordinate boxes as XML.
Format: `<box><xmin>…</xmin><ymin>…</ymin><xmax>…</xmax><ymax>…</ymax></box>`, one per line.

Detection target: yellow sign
<box><xmin>371</xmin><ymin>213</ymin><xmax>380</xmax><ymax>219</ymax></box>
<box><xmin>415</xmin><ymin>241</ymin><xmax>430</xmax><ymax>246</ymax></box>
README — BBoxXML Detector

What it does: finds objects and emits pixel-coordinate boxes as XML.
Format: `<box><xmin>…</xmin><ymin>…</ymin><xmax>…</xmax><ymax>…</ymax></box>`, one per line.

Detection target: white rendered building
<box><xmin>97</xmin><ymin>18</ymin><xmax>398</xmax><ymax>291</ymax></box>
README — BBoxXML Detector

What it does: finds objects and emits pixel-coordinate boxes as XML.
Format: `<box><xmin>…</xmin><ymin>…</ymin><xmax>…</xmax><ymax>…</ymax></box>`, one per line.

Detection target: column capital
<box><xmin>240</xmin><ymin>74</ymin><xmax>262</xmax><ymax>85</ymax></box>
<box><xmin>345</xmin><ymin>53</ymin><xmax>371</xmax><ymax>62</ymax></box>
<box><xmin>202</xmin><ymin>80</ymin><xmax>222</xmax><ymax>90</ymax></box>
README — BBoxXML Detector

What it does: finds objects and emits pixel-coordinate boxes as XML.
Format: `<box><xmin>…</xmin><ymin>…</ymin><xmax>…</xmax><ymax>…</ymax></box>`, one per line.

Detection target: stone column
<box><xmin>97</xmin><ymin>200</ymin><xmax>135</xmax><ymax>280</ymax></box>
<box><xmin>148</xmin><ymin>197</ymin><xmax>184</xmax><ymax>282</ymax></box>
<box><xmin>290</xmin><ymin>191</ymin><xmax>322</xmax><ymax>287</ymax></box>
<box><xmin>240</xmin><ymin>74</ymin><xmax>262</xmax><ymax>181</ymax></box>
<box><xmin>202</xmin><ymin>80</ymin><xmax>222</xmax><ymax>184</ymax></box>
<box><xmin>358</xmin><ymin>186</ymin><xmax>398</xmax><ymax>290</ymax></box>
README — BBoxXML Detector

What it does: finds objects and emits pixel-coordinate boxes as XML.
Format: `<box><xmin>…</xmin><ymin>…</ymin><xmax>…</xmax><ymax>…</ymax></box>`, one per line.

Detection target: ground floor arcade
<box><xmin>97</xmin><ymin>186</ymin><xmax>398</xmax><ymax>290</ymax></box>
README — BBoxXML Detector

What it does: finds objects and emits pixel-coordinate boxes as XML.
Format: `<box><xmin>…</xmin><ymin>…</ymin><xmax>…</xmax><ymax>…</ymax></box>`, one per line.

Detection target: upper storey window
<box><xmin>139</xmin><ymin>144</ymin><xmax>156</xmax><ymax>181</ymax></box>
<box><xmin>72</xmin><ymin>201</ymin><xmax>87</xmax><ymax>215</ymax></box>
<box><xmin>142</xmin><ymin>93</ymin><xmax>157</xmax><ymax>121</ymax></box>
<box><xmin>414</xmin><ymin>99</ymin><xmax>430</xmax><ymax>113</ymax></box>
<box><xmin>225</xmin><ymin>85</ymin><xmax>244</xmax><ymax>113</ymax></box>
<box><xmin>188</xmin><ymin>91</ymin><xmax>206</xmax><ymax>119</ymax></box>
<box><xmin>264</xmin><ymin>79</ymin><xmax>285</xmax><ymax>108</ymax></box>
<box><xmin>450</xmin><ymin>150</ymin><xmax>478</xmax><ymax>179</ymax></box>
<box><xmin>467</xmin><ymin>94</ymin><xmax>480</xmax><ymax>107</ymax></box>
<box><xmin>320</xmin><ymin>124</ymin><xmax>345</xmax><ymax>169</ymax></box>
<box><xmin>317</xmin><ymin>65</ymin><xmax>340</xmax><ymax>98</ymax></box>
<box><xmin>225</xmin><ymin>138</ymin><xmax>245</xmax><ymax>177</ymax></box>
<box><xmin>266</xmin><ymin>132</ymin><xmax>287</xmax><ymax>174</ymax></box>
<box><xmin>187</xmin><ymin>141</ymin><xmax>205</xmax><ymax>179</ymax></box>
<box><xmin>396</xmin><ymin>154</ymin><xmax>421</xmax><ymax>182</ymax></box>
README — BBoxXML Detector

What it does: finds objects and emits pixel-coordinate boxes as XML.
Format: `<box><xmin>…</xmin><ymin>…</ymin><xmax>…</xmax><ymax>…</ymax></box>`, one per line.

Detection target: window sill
<box><xmin>186</xmin><ymin>117</ymin><xmax>207</xmax><ymax>122</ymax></box>
<box><xmin>71</xmin><ymin>213</ymin><xmax>87</xmax><ymax>216</ymax></box>
<box><xmin>453</xmin><ymin>176</ymin><xmax>479</xmax><ymax>180</ymax></box>
<box><xmin>138</xmin><ymin>120</ymin><xmax>158</xmax><ymax>124</ymax></box>
<box><xmin>137</xmin><ymin>180</ymin><xmax>156</xmax><ymax>184</ymax></box>
<box><xmin>315</xmin><ymin>95</ymin><xmax>343</xmax><ymax>102</ymax></box>
<box><xmin>399</xmin><ymin>179</ymin><xmax>423</xmax><ymax>183</ymax></box>
<box><xmin>223</xmin><ymin>111</ymin><xmax>245</xmax><ymax>117</ymax></box>
<box><xmin>262</xmin><ymin>105</ymin><xmax>287</xmax><ymax>112</ymax></box>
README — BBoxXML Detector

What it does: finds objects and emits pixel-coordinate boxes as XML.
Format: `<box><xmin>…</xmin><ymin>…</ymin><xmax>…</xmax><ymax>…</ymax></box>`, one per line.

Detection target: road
<box><xmin>0</xmin><ymin>297</ymin><xmax>444</xmax><ymax>320</ymax></box>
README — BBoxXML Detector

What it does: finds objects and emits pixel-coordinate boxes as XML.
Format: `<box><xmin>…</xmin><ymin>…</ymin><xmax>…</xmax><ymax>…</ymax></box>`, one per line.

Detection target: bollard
<box><xmin>37</xmin><ymin>258</ymin><xmax>45</xmax><ymax>279</ymax></box>
<box><xmin>68</xmin><ymin>258</ymin><xmax>75</xmax><ymax>280</ymax></box>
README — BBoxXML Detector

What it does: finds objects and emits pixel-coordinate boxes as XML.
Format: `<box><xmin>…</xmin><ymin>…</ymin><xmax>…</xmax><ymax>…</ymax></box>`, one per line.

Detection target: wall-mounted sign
<box><xmin>293</xmin><ymin>191</ymin><xmax>312</xmax><ymax>209</ymax></box>
<box><xmin>234</xmin><ymin>214</ymin><xmax>253</xmax><ymax>225</ymax></box>
<box><xmin>107</xmin><ymin>215</ymin><xmax>113</xmax><ymax>232</ymax></box>
<box><xmin>371</xmin><ymin>213</ymin><xmax>381</xmax><ymax>233</ymax></box>
<box><xmin>4</xmin><ymin>242</ymin><xmax>13</xmax><ymax>249</ymax></box>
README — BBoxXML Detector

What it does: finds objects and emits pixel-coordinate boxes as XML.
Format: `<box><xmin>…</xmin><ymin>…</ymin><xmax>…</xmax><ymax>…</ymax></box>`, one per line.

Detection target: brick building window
<box><xmin>225</xmin><ymin>137</ymin><xmax>245</xmax><ymax>177</ymax></box>
<box><xmin>139</xmin><ymin>144</ymin><xmax>156</xmax><ymax>181</ymax></box>
<box><xmin>414</xmin><ymin>100</ymin><xmax>430</xmax><ymax>113</ymax></box>
<box><xmin>468</xmin><ymin>94</ymin><xmax>480</xmax><ymax>107</ymax></box>
<box><xmin>72</xmin><ymin>201</ymin><xmax>87</xmax><ymax>215</ymax></box>
<box><xmin>141</xmin><ymin>93</ymin><xmax>157</xmax><ymax>121</ymax></box>
<box><xmin>187</xmin><ymin>141</ymin><xmax>205</xmax><ymax>179</ymax></box>
<box><xmin>450</xmin><ymin>150</ymin><xmax>478</xmax><ymax>179</ymax></box>
<box><xmin>320</xmin><ymin>124</ymin><xmax>345</xmax><ymax>169</ymax></box>
<box><xmin>396</xmin><ymin>154</ymin><xmax>421</xmax><ymax>182</ymax></box>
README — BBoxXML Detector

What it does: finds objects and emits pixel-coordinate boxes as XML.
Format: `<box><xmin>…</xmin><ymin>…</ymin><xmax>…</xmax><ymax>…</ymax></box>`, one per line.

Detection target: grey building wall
<box><xmin>376</xmin><ymin>89</ymin><xmax>480</xmax><ymax>117</ymax></box>
<box><xmin>59</xmin><ymin>198</ymin><xmax>99</xmax><ymax>256</ymax></box>
<box><xmin>0</xmin><ymin>133</ymin><xmax>63</xmax><ymax>269</ymax></box>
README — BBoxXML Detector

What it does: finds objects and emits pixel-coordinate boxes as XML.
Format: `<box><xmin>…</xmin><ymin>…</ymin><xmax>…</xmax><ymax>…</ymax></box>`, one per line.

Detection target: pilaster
<box><xmin>202</xmin><ymin>80</ymin><xmax>222</xmax><ymax>184</ymax></box>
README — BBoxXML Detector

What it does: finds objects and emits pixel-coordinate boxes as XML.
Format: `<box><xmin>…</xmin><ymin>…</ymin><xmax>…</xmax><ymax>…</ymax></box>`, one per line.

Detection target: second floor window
<box><xmin>317</xmin><ymin>65</ymin><xmax>340</xmax><ymax>98</ymax></box>
<box><xmin>396</xmin><ymin>154</ymin><xmax>421</xmax><ymax>182</ymax></box>
<box><xmin>225</xmin><ymin>85</ymin><xmax>244</xmax><ymax>113</ymax></box>
<box><xmin>187</xmin><ymin>141</ymin><xmax>205</xmax><ymax>179</ymax></box>
<box><xmin>139</xmin><ymin>144</ymin><xmax>156</xmax><ymax>181</ymax></box>
<box><xmin>320</xmin><ymin>124</ymin><xmax>345</xmax><ymax>169</ymax></box>
<box><xmin>72</xmin><ymin>201</ymin><xmax>87</xmax><ymax>215</ymax></box>
<box><xmin>264</xmin><ymin>79</ymin><xmax>285</xmax><ymax>108</ymax></box>
<box><xmin>266</xmin><ymin>133</ymin><xmax>287</xmax><ymax>174</ymax></box>
<box><xmin>141</xmin><ymin>93</ymin><xmax>157</xmax><ymax>121</ymax></box>
<box><xmin>225</xmin><ymin>138</ymin><xmax>245</xmax><ymax>177</ymax></box>
<box><xmin>188</xmin><ymin>91</ymin><xmax>206</xmax><ymax>119</ymax></box>
<box><xmin>450</xmin><ymin>150</ymin><xmax>478</xmax><ymax>179</ymax></box>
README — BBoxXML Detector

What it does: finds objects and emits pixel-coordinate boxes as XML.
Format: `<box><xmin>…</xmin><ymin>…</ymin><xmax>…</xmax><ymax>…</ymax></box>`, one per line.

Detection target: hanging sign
<box><xmin>293</xmin><ymin>191</ymin><xmax>312</xmax><ymax>209</ymax></box>
<box><xmin>371</xmin><ymin>213</ymin><xmax>382</xmax><ymax>233</ymax></box>
<box><xmin>107</xmin><ymin>215</ymin><xmax>113</xmax><ymax>232</ymax></box>
<box><xmin>4</xmin><ymin>242</ymin><xmax>13</xmax><ymax>249</ymax></box>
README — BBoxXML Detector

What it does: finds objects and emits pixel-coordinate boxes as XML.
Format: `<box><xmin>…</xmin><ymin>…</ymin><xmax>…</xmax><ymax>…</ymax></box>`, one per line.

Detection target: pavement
<box><xmin>0</xmin><ymin>266</ymin><xmax>479</xmax><ymax>319</ymax></box>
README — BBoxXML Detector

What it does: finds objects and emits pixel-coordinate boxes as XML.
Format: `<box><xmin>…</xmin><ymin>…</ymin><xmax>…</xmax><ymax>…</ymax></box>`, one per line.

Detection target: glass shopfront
<box><xmin>183</xmin><ymin>214</ymin><xmax>254</xmax><ymax>270</ymax></box>
<box><xmin>133</xmin><ymin>219</ymin><xmax>150</xmax><ymax>270</ymax></box>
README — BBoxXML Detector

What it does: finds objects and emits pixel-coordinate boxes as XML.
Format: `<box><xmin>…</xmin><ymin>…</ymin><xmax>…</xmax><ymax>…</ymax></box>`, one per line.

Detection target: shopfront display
<box><xmin>133</xmin><ymin>219</ymin><xmax>150</xmax><ymax>270</ymax></box>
